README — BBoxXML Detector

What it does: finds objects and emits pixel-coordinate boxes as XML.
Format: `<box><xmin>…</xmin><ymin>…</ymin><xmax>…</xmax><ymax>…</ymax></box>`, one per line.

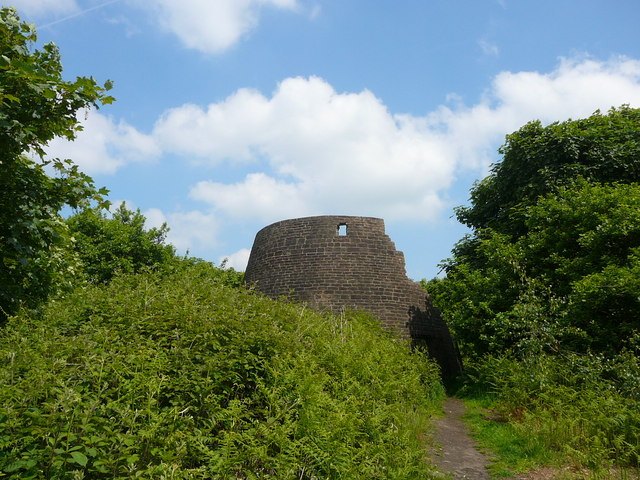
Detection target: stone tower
<box><xmin>244</xmin><ymin>215</ymin><xmax>462</xmax><ymax>379</ymax></box>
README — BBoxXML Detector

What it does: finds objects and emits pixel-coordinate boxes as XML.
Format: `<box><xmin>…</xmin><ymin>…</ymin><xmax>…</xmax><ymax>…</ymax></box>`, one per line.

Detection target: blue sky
<box><xmin>7</xmin><ymin>0</ymin><xmax>640</xmax><ymax>279</ymax></box>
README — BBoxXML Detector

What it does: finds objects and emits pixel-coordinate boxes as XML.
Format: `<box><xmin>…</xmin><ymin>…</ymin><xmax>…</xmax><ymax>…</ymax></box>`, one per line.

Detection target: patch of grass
<box><xmin>456</xmin><ymin>353</ymin><xmax>640</xmax><ymax>479</ymax></box>
<box><xmin>461</xmin><ymin>396</ymin><xmax>559</xmax><ymax>478</ymax></box>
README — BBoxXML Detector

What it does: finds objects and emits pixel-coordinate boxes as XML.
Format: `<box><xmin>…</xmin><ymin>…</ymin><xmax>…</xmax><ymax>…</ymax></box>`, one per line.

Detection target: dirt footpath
<box><xmin>430</xmin><ymin>397</ymin><xmax>492</xmax><ymax>479</ymax></box>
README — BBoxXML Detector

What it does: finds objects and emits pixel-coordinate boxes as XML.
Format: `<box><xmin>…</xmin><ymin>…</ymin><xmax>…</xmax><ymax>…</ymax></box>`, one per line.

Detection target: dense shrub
<box><xmin>66</xmin><ymin>204</ymin><xmax>177</xmax><ymax>284</ymax></box>
<box><xmin>463</xmin><ymin>352</ymin><xmax>640</xmax><ymax>469</ymax></box>
<box><xmin>0</xmin><ymin>262</ymin><xmax>443</xmax><ymax>479</ymax></box>
<box><xmin>430</xmin><ymin>181</ymin><xmax>640</xmax><ymax>357</ymax></box>
<box><xmin>430</xmin><ymin>107</ymin><xmax>640</xmax><ymax>359</ymax></box>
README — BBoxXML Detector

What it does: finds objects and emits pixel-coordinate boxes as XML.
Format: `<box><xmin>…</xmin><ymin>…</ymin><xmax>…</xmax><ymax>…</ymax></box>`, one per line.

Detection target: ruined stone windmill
<box><xmin>245</xmin><ymin>215</ymin><xmax>462</xmax><ymax>380</ymax></box>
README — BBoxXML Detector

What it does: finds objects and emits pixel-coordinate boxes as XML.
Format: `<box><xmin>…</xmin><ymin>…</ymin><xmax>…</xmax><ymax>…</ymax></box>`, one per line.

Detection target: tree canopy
<box><xmin>455</xmin><ymin>106</ymin><xmax>640</xmax><ymax>236</ymax></box>
<box><xmin>0</xmin><ymin>7</ymin><xmax>113</xmax><ymax>159</ymax></box>
<box><xmin>429</xmin><ymin>107</ymin><xmax>640</xmax><ymax>358</ymax></box>
<box><xmin>0</xmin><ymin>7</ymin><xmax>113</xmax><ymax>320</ymax></box>
<box><xmin>66</xmin><ymin>204</ymin><xmax>177</xmax><ymax>283</ymax></box>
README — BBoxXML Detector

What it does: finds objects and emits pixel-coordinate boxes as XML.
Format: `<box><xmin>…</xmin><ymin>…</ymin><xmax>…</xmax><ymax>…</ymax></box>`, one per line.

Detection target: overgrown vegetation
<box><xmin>0</xmin><ymin>263</ymin><xmax>444</xmax><ymax>479</ymax></box>
<box><xmin>0</xmin><ymin>7</ymin><xmax>112</xmax><ymax>321</ymax></box>
<box><xmin>455</xmin><ymin>351</ymin><xmax>640</xmax><ymax>477</ymax></box>
<box><xmin>66</xmin><ymin>203</ymin><xmax>178</xmax><ymax>283</ymax></box>
<box><xmin>428</xmin><ymin>106</ymin><xmax>640</xmax><ymax>475</ymax></box>
<box><xmin>0</xmin><ymin>2</ymin><xmax>436</xmax><ymax>475</ymax></box>
<box><xmin>4</xmin><ymin>5</ymin><xmax>640</xmax><ymax>478</ymax></box>
<box><xmin>1</xmin><ymin>12</ymin><xmax>449</xmax><ymax>478</ymax></box>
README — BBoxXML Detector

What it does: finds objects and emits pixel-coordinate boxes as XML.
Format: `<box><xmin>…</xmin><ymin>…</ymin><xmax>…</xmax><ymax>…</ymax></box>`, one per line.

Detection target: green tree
<box><xmin>66</xmin><ymin>204</ymin><xmax>177</xmax><ymax>283</ymax></box>
<box><xmin>433</xmin><ymin>182</ymin><xmax>640</xmax><ymax>356</ymax></box>
<box><xmin>430</xmin><ymin>108</ymin><xmax>640</xmax><ymax>358</ymax></box>
<box><xmin>456</xmin><ymin>105</ymin><xmax>640</xmax><ymax>236</ymax></box>
<box><xmin>0</xmin><ymin>7</ymin><xmax>112</xmax><ymax>320</ymax></box>
<box><xmin>521</xmin><ymin>182</ymin><xmax>640</xmax><ymax>353</ymax></box>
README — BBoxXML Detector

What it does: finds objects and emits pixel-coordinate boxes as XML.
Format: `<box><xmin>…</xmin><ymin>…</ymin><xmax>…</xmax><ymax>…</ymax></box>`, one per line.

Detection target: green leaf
<box><xmin>2</xmin><ymin>93</ymin><xmax>20</xmax><ymax>103</ymax></box>
<box><xmin>70</xmin><ymin>451</ymin><xmax>88</xmax><ymax>467</ymax></box>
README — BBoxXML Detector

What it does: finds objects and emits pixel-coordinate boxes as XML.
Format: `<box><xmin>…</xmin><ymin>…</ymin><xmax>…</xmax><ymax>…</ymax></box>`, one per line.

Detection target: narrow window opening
<box><xmin>337</xmin><ymin>223</ymin><xmax>348</xmax><ymax>236</ymax></box>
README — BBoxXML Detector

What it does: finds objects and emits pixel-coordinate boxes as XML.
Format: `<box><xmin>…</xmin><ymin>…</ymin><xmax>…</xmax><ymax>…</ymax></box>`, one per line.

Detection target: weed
<box><xmin>458</xmin><ymin>353</ymin><xmax>640</xmax><ymax>477</ymax></box>
<box><xmin>0</xmin><ymin>264</ymin><xmax>445</xmax><ymax>478</ymax></box>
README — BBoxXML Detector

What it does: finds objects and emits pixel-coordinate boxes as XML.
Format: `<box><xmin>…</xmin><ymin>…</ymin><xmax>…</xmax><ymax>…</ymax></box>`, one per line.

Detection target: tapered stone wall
<box><xmin>244</xmin><ymin>215</ymin><xmax>462</xmax><ymax>379</ymax></box>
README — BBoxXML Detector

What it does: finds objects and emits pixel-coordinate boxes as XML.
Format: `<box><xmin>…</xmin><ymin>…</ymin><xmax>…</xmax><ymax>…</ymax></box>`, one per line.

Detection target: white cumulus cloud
<box><xmin>190</xmin><ymin>173</ymin><xmax>311</xmax><ymax>223</ymax></box>
<box><xmin>134</xmin><ymin>0</ymin><xmax>299</xmax><ymax>54</ymax></box>
<box><xmin>220</xmin><ymin>248</ymin><xmax>251</xmax><ymax>271</ymax></box>
<box><xmin>144</xmin><ymin>208</ymin><xmax>219</xmax><ymax>254</ymax></box>
<box><xmin>155</xmin><ymin>76</ymin><xmax>456</xmax><ymax>222</ymax></box>
<box><xmin>46</xmin><ymin>110</ymin><xmax>160</xmax><ymax>175</ymax></box>
<box><xmin>152</xmin><ymin>57</ymin><xmax>640</xmax><ymax>224</ymax></box>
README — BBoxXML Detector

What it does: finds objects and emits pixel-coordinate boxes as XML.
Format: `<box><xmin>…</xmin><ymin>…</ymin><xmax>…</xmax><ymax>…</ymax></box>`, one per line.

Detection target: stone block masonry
<box><xmin>245</xmin><ymin>215</ymin><xmax>462</xmax><ymax>379</ymax></box>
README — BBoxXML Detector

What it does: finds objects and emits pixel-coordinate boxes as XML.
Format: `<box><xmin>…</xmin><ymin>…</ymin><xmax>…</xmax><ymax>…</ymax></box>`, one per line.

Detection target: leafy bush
<box><xmin>66</xmin><ymin>204</ymin><xmax>177</xmax><ymax>283</ymax></box>
<box><xmin>0</xmin><ymin>262</ymin><xmax>444</xmax><ymax>479</ymax></box>
<box><xmin>431</xmin><ymin>181</ymin><xmax>640</xmax><ymax>357</ymax></box>
<box><xmin>462</xmin><ymin>352</ymin><xmax>640</xmax><ymax>469</ymax></box>
<box><xmin>430</xmin><ymin>107</ymin><xmax>640</xmax><ymax>359</ymax></box>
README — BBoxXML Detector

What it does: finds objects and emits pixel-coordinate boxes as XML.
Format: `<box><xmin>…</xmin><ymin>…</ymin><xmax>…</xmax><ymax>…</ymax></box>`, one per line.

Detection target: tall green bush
<box><xmin>430</xmin><ymin>108</ymin><xmax>640</xmax><ymax>358</ymax></box>
<box><xmin>66</xmin><ymin>204</ymin><xmax>177</xmax><ymax>283</ymax></box>
<box><xmin>0</xmin><ymin>263</ymin><xmax>444</xmax><ymax>479</ymax></box>
<box><xmin>431</xmin><ymin>181</ymin><xmax>640</xmax><ymax>357</ymax></box>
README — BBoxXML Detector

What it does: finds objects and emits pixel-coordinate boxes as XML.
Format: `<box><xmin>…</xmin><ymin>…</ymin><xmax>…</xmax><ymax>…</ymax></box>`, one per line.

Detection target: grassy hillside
<box><xmin>0</xmin><ymin>262</ymin><xmax>445</xmax><ymax>479</ymax></box>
